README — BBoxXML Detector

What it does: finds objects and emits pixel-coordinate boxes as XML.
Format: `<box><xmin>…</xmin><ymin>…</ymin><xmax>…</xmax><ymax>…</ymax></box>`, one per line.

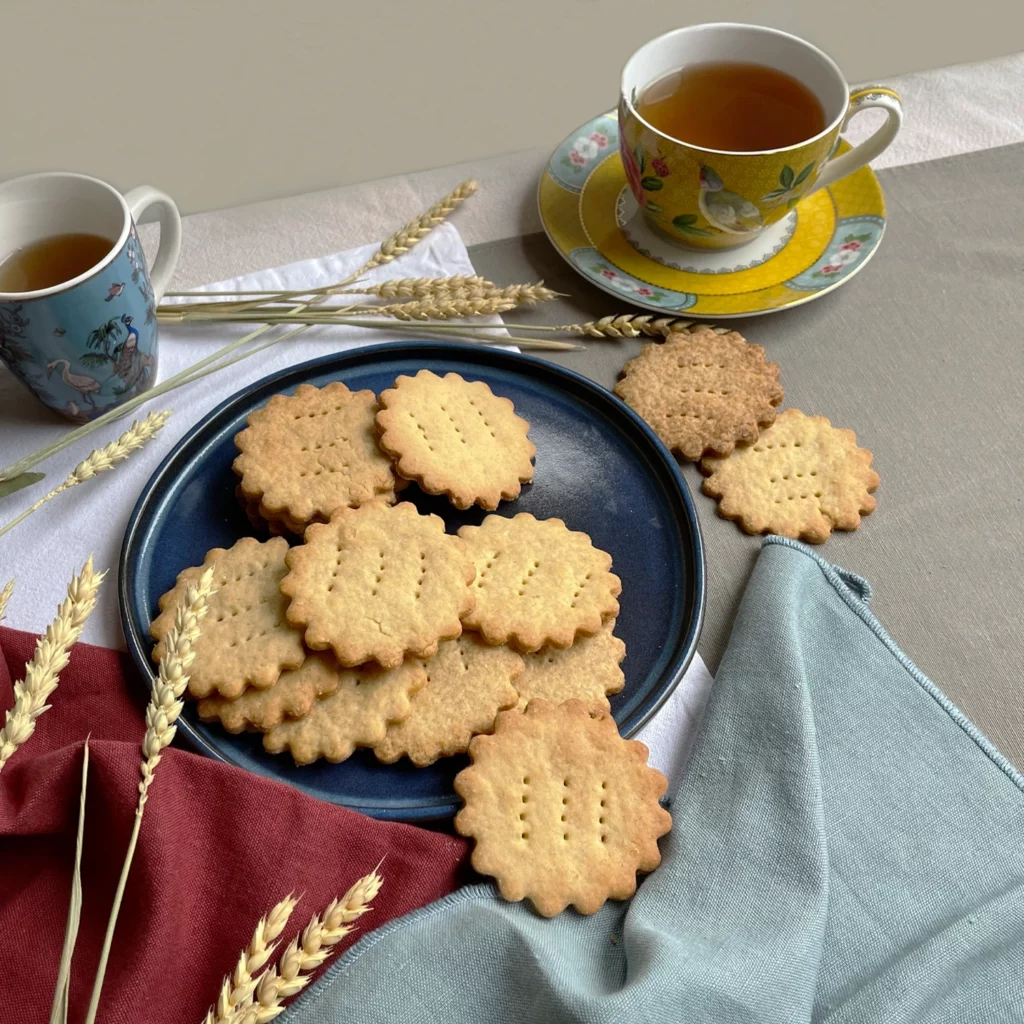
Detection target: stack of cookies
<box><xmin>151</xmin><ymin>368</ymin><xmax>671</xmax><ymax>916</ymax></box>
<box><xmin>152</xmin><ymin>370</ymin><xmax>630</xmax><ymax>767</ymax></box>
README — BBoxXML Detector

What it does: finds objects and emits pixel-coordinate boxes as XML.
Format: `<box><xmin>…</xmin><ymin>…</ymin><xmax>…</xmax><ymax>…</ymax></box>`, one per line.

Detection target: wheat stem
<box><xmin>83</xmin><ymin>568</ymin><xmax>216</xmax><ymax>1024</ymax></box>
<box><xmin>0</xmin><ymin>579</ymin><xmax>14</xmax><ymax>622</ymax></box>
<box><xmin>0</xmin><ymin>412</ymin><xmax>170</xmax><ymax>540</ymax></box>
<box><xmin>0</xmin><ymin>558</ymin><xmax>104</xmax><ymax>774</ymax></box>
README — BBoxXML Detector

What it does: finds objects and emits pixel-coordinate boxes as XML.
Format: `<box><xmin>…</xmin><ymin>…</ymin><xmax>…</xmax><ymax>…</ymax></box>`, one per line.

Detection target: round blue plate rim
<box><xmin>119</xmin><ymin>341</ymin><xmax>706</xmax><ymax>821</ymax></box>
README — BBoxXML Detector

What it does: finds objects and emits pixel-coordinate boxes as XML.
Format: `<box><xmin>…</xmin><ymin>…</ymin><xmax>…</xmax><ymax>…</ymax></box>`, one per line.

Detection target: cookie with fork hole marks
<box><xmin>150</xmin><ymin>536</ymin><xmax>305</xmax><ymax>699</ymax></box>
<box><xmin>376</xmin><ymin>370</ymin><xmax>536</xmax><ymax>510</ymax></box>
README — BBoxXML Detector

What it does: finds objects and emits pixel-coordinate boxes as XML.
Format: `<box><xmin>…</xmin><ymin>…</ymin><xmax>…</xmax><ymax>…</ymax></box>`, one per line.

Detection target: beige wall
<box><xmin>4</xmin><ymin>0</ymin><xmax>1022</xmax><ymax>214</ymax></box>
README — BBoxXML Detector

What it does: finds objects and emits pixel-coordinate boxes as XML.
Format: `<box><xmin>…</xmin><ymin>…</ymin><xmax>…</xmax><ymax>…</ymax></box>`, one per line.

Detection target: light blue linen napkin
<box><xmin>284</xmin><ymin>536</ymin><xmax>1024</xmax><ymax>1022</ymax></box>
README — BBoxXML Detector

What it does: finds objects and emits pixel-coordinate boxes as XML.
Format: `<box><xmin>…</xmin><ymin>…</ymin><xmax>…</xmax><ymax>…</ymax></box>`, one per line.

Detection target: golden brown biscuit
<box><xmin>374</xmin><ymin>634</ymin><xmax>523</xmax><ymax>766</ymax></box>
<box><xmin>701</xmin><ymin>407</ymin><xmax>879</xmax><ymax>543</ymax></box>
<box><xmin>615</xmin><ymin>327</ymin><xmax>783</xmax><ymax>460</ymax></box>
<box><xmin>281</xmin><ymin>500</ymin><xmax>476</xmax><ymax>669</ymax></box>
<box><xmin>234</xmin><ymin>382</ymin><xmax>398</xmax><ymax>532</ymax></box>
<box><xmin>516</xmin><ymin>623</ymin><xmax>626</xmax><ymax>713</ymax></box>
<box><xmin>454</xmin><ymin>699</ymin><xmax>671</xmax><ymax>917</ymax></box>
<box><xmin>196</xmin><ymin>650</ymin><xmax>344</xmax><ymax>733</ymax></box>
<box><xmin>376</xmin><ymin>370</ymin><xmax>535</xmax><ymax>510</ymax></box>
<box><xmin>263</xmin><ymin>660</ymin><xmax>427</xmax><ymax>765</ymax></box>
<box><xmin>458</xmin><ymin>513</ymin><xmax>621</xmax><ymax>652</ymax></box>
<box><xmin>150</xmin><ymin>536</ymin><xmax>305</xmax><ymax>699</ymax></box>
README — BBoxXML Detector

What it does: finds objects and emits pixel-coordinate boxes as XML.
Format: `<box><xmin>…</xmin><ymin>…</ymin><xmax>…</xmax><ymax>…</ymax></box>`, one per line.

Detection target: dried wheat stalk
<box><xmin>221</xmin><ymin>868</ymin><xmax>384</xmax><ymax>1024</ymax></box>
<box><xmin>203</xmin><ymin>895</ymin><xmax>299</xmax><ymax>1024</ymax></box>
<box><xmin>83</xmin><ymin>568</ymin><xmax>216</xmax><ymax>1024</ymax></box>
<box><xmin>560</xmin><ymin>315</ymin><xmax>700</xmax><ymax>338</ymax></box>
<box><xmin>0</xmin><ymin>558</ymin><xmax>104</xmax><ymax>774</ymax></box>
<box><xmin>370</xmin><ymin>296</ymin><xmax>518</xmax><ymax>321</ymax></box>
<box><xmin>0</xmin><ymin>412</ymin><xmax>171</xmax><ymax>540</ymax></box>
<box><xmin>354</xmin><ymin>179</ymin><xmax>478</xmax><ymax>277</ymax></box>
<box><xmin>0</xmin><ymin>579</ymin><xmax>13</xmax><ymax>623</ymax></box>
<box><xmin>354</xmin><ymin>274</ymin><xmax>493</xmax><ymax>299</ymax></box>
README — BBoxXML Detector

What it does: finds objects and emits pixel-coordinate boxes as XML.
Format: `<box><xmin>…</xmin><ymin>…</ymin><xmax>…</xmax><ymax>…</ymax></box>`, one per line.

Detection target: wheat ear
<box><xmin>227</xmin><ymin>868</ymin><xmax>385</xmax><ymax>1024</ymax></box>
<box><xmin>353</xmin><ymin>179</ymin><xmax>478</xmax><ymax>277</ymax></box>
<box><xmin>369</xmin><ymin>296</ymin><xmax>517</xmax><ymax>321</ymax></box>
<box><xmin>203</xmin><ymin>895</ymin><xmax>300</xmax><ymax>1024</ymax></box>
<box><xmin>349</xmin><ymin>274</ymin><xmax>494</xmax><ymax>299</ymax></box>
<box><xmin>83</xmin><ymin>568</ymin><xmax>215</xmax><ymax>1024</ymax></box>
<box><xmin>0</xmin><ymin>579</ymin><xmax>14</xmax><ymax>622</ymax></box>
<box><xmin>0</xmin><ymin>559</ymin><xmax>104</xmax><ymax>774</ymax></box>
<box><xmin>0</xmin><ymin>412</ymin><xmax>171</xmax><ymax>540</ymax></box>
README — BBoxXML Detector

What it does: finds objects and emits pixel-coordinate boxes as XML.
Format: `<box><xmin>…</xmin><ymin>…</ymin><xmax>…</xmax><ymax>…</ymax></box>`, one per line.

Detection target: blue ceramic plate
<box><xmin>120</xmin><ymin>343</ymin><xmax>705</xmax><ymax>821</ymax></box>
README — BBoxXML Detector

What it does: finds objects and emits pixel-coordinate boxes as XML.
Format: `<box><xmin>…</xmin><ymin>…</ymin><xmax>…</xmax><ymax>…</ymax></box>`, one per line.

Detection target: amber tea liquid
<box><xmin>0</xmin><ymin>232</ymin><xmax>114</xmax><ymax>292</ymax></box>
<box><xmin>636</xmin><ymin>61</ymin><xmax>826</xmax><ymax>151</ymax></box>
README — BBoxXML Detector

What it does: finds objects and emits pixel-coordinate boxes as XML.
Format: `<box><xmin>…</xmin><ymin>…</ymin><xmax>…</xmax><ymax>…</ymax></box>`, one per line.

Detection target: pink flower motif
<box><xmin>569</xmin><ymin>150</ymin><xmax>586</xmax><ymax>166</ymax></box>
<box><xmin>620</xmin><ymin>139</ymin><xmax>646</xmax><ymax>207</ymax></box>
<box><xmin>651</xmin><ymin>157</ymin><xmax>670</xmax><ymax>177</ymax></box>
<box><xmin>839</xmin><ymin>241</ymin><xmax>861</xmax><ymax>251</ymax></box>
<box><xmin>600</xmin><ymin>269</ymin><xmax>617</xmax><ymax>280</ymax></box>
<box><xmin>590</xmin><ymin>131</ymin><xmax>609</xmax><ymax>149</ymax></box>
<box><xmin>635</xmin><ymin>286</ymin><xmax>655</xmax><ymax>296</ymax></box>
<box><xmin>820</xmin><ymin>264</ymin><xmax>843</xmax><ymax>275</ymax></box>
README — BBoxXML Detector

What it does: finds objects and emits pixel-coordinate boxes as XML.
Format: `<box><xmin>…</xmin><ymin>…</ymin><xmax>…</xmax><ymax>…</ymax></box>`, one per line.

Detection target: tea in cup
<box><xmin>618</xmin><ymin>24</ymin><xmax>903</xmax><ymax>250</ymax></box>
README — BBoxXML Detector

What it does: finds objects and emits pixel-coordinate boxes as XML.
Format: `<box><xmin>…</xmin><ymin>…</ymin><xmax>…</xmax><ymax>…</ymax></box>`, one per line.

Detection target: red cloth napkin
<box><xmin>0</xmin><ymin>626</ymin><xmax>469</xmax><ymax>1023</ymax></box>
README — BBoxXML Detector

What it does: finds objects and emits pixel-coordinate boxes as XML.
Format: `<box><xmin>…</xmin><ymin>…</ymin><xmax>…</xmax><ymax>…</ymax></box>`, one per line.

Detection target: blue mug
<box><xmin>0</xmin><ymin>172</ymin><xmax>180</xmax><ymax>422</ymax></box>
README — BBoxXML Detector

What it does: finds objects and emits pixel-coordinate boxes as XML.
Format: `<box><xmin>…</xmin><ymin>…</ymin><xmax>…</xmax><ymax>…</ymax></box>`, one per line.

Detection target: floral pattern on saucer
<box><xmin>567</xmin><ymin>248</ymin><xmax>697</xmax><ymax>310</ymax></box>
<box><xmin>785</xmin><ymin>216</ymin><xmax>885</xmax><ymax>291</ymax></box>
<box><xmin>548</xmin><ymin>116</ymin><xmax>618</xmax><ymax>194</ymax></box>
<box><xmin>616</xmin><ymin>187</ymin><xmax>798</xmax><ymax>275</ymax></box>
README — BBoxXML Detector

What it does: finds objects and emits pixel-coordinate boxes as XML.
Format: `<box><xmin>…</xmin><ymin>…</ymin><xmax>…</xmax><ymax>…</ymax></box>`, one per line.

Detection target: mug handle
<box><xmin>809</xmin><ymin>86</ymin><xmax>903</xmax><ymax>194</ymax></box>
<box><xmin>123</xmin><ymin>186</ymin><xmax>182</xmax><ymax>302</ymax></box>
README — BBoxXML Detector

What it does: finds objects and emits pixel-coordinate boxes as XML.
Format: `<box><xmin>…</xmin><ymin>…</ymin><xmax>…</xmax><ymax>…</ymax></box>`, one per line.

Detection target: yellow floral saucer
<box><xmin>538</xmin><ymin>111</ymin><xmax>886</xmax><ymax>318</ymax></box>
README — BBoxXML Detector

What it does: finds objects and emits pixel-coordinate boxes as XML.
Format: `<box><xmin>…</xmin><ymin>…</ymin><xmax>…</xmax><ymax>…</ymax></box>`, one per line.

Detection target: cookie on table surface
<box><xmin>197</xmin><ymin>651</ymin><xmax>345</xmax><ymax>733</ymax></box>
<box><xmin>281</xmin><ymin>500</ymin><xmax>476</xmax><ymax>669</ymax></box>
<box><xmin>150</xmin><ymin>536</ymin><xmax>305</xmax><ymax>700</ymax></box>
<box><xmin>458</xmin><ymin>513</ymin><xmax>621</xmax><ymax>652</ymax></box>
<box><xmin>516</xmin><ymin>622</ymin><xmax>626</xmax><ymax>714</ymax></box>
<box><xmin>263</xmin><ymin>660</ymin><xmax>427</xmax><ymax>765</ymax></box>
<box><xmin>376</xmin><ymin>370</ymin><xmax>536</xmax><ymax>510</ymax></box>
<box><xmin>701</xmin><ymin>407</ymin><xmax>879</xmax><ymax>543</ymax></box>
<box><xmin>233</xmin><ymin>382</ymin><xmax>398</xmax><ymax>532</ymax></box>
<box><xmin>374</xmin><ymin>634</ymin><xmax>524</xmax><ymax>767</ymax></box>
<box><xmin>614</xmin><ymin>326</ymin><xmax>783</xmax><ymax>461</ymax></box>
<box><xmin>454</xmin><ymin>699</ymin><xmax>671</xmax><ymax>917</ymax></box>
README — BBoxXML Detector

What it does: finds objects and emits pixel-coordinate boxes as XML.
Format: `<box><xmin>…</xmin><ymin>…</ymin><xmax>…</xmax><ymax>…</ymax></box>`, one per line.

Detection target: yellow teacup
<box><xmin>619</xmin><ymin>23</ymin><xmax>902</xmax><ymax>250</ymax></box>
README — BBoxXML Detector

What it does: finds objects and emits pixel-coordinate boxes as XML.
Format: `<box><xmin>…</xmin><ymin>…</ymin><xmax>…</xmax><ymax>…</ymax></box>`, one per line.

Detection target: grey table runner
<box><xmin>469</xmin><ymin>141</ymin><xmax>1024</xmax><ymax>770</ymax></box>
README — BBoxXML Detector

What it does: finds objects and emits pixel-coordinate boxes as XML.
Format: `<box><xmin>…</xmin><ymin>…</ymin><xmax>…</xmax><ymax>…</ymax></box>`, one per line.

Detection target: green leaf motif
<box><xmin>780</xmin><ymin>165</ymin><xmax>795</xmax><ymax>189</ymax></box>
<box><xmin>0</xmin><ymin>472</ymin><xmax>45</xmax><ymax>499</ymax></box>
<box><xmin>673</xmin><ymin>214</ymin><xmax>698</xmax><ymax>227</ymax></box>
<box><xmin>641</xmin><ymin>177</ymin><xmax>663</xmax><ymax>192</ymax></box>
<box><xmin>645</xmin><ymin>201</ymin><xmax>663</xmax><ymax>214</ymax></box>
<box><xmin>80</xmin><ymin>352</ymin><xmax>109</xmax><ymax>369</ymax></box>
<box><xmin>760</xmin><ymin>188</ymin><xmax>789</xmax><ymax>202</ymax></box>
<box><xmin>794</xmin><ymin>162</ymin><xmax>815</xmax><ymax>186</ymax></box>
<box><xmin>634</xmin><ymin>146</ymin><xmax>646</xmax><ymax>173</ymax></box>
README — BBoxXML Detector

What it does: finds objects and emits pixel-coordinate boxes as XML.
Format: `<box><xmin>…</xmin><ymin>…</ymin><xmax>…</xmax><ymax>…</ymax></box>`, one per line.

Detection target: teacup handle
<box><xmin>809</xmin><ymin>86</ymin><xmax>903</xmax><ymax>194</ymax></box>
<box><xmin>123</xmin><ymin>186</ymin><xmax>182</xmax><ymax>302</ymax></box>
